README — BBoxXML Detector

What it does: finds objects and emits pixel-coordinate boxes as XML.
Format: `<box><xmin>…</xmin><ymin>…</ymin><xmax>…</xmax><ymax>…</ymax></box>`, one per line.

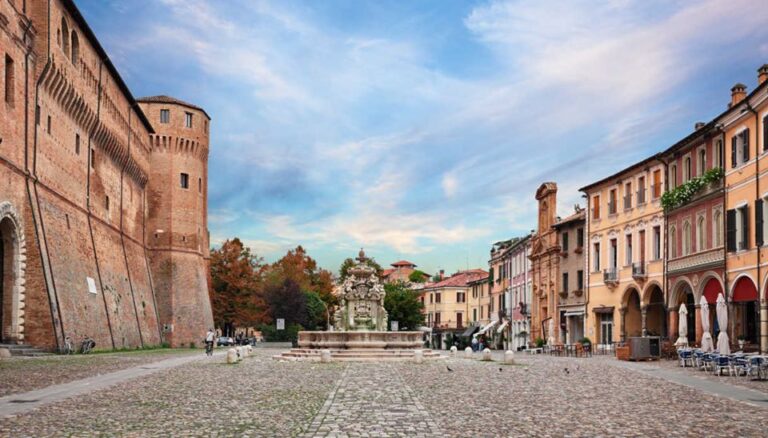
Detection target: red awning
<box><xmin>703</xmin><ymin>278</ymin><xmax>722</xmax><ymax>304</ymax></box>
<box><xmin>732</xmin><ymin>277</ymin><xmax>758</xmax><ymax>302</ymax></box>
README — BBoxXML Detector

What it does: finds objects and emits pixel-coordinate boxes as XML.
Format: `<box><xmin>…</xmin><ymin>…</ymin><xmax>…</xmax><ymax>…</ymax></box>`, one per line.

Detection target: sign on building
<box><xmin>276</xmin><ymin>318</ymin><xmax>285</xmax><ymax>330</ymax></box>
<box><xmin>86</xmin><ymin>277</ymin><xmax>97</xmax><ymax>294</ymax></box>
<box><xmin>390</xmin><ymin>321</ymin><xmax>399</xmax><ymax>331</ymax></box>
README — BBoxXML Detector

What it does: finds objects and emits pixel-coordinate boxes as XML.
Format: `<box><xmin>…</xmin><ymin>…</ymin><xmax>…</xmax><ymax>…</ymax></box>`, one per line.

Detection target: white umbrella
<box><xmin>675</xmin><ymin>303</ymin><xmax>689</xmax><ymax>347</ymax></box>
<box><xmin>716</xmin><ymin>293</ymin><xmax>730</xmax><ymax>354</ymax></box>
<box><xmin>699</xmin><ymin>295</ymin><xmax>714</xmax><ymax>352</ymax></box>
<box><xmin>547</xmin><ymin>318</ymin><xmax>555</xmax><ymax>346</ymax></box>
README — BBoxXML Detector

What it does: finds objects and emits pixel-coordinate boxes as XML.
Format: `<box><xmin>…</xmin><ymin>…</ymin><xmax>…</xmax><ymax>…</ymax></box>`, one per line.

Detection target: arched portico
<box><xmin>0</xmin><ymin>202</ymin><xmax>26</xmax><ymax>344</ymax></box>
<box><xmin>668</xmin><ymin>279</ymin><xmax>695</xmax><ymax>343</ymax></box>
<box><xmin>621</xmin><ymin>287</ymin><xmax>642</xmax><ymax>340</ymax></box>
<box><xmin>642</xmin><ymin>284</ymin><xmax>666</xmax><ymax>337</ymax></box>
<box><xmin>730</xmin><ymin>276</ymin><xmax>759</xmax><ymax>345</ymax></box>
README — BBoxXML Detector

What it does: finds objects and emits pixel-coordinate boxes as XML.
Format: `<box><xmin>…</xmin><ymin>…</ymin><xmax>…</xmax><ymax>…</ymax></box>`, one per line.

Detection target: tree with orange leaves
<box><xmin>210</xmin><ymin>238</ymin><xmax>267</xmax><ymax>332</ymax></box>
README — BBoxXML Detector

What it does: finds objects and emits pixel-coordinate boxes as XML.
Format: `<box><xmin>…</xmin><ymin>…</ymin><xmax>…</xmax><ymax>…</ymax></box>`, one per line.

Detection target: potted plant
<box><xmin>535</xmin><ymin>337</ymin><xmax>545</xmax><ymax>348</ymax></box>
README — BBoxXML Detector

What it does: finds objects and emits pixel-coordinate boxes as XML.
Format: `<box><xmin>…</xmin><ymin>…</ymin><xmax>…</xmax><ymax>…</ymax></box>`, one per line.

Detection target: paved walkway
<box><xmin>303</xmin><ymin>363</ymin><xmax>443</xmax><ymax>437</ymax></box>
<box><xmin>609</xmin><ymin>359</ymin><xmax>768</xmax><ymax>408</ymax></box>
<box><xmin>0</xmin><ymin>351</ymin><xmax>224</xmax><ymax>418</ymax></box>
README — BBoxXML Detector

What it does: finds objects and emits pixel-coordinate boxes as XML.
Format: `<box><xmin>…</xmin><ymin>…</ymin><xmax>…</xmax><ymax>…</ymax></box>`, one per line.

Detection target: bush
<box><xmin>189</xmin><ymin>342</ymin><xmax>196</xmax><ymax>349</ymax></box>
<box><xmin>535</xmin><ymin>337</ymin><xmax>545</xmax><ymax>348</ymax></box>
<box><xmin>579</xmin><ymin>337</ymin><xmax>592</xmax><ymax>345</ymax></box>
<box><xmin>260</xmin><ymin>323</ymin><xmax>302</xmax><ymax>345</ymax></box>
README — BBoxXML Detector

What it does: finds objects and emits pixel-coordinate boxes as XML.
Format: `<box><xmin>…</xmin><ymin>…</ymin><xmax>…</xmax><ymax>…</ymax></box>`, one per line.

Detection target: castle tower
<box><xmin>137</xmin><ymin>96</ymin><xmax>213</xmax><ymax>347</ymax></box>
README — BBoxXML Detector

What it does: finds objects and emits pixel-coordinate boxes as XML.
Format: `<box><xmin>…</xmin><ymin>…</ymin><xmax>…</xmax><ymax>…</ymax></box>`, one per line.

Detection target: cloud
<box><xmin>441</xmin><ymin>172</ymin><xmax>458</xmax><ymax>198</ymax></box>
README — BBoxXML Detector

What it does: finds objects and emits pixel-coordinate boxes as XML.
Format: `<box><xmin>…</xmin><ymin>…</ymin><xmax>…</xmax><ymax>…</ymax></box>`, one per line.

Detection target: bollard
<box><xmin>236</xmin><ymin>347</ymin><xmax>244</xmax><ymax>362</ymax></box>
<box><xmin>247</xmin><ymin>345</ymin><xmax>253</xmax><ymax>355</ymax></box>
<box><xmin>226</xmin><ymin>348</ymin><xmax>238</xmax><ymax>364</ymax></box>
<box><xmin>320</xmin><ymin>349</ymin><xmax>331</xmax><ymax>363</ymax></box>
<box><xmin>464</xmin><ymin>347</ymin><xmax>473</xmax><ymax>359</ymax></box>
<box><xmin>482</xmin><ymin>348</ymin><xmax>492</xmax><ymax>361</ymax></box>
<box><xmin>504</xmin><ymin>350</ymin><xmax>515</xmax><ymax>365</ymax></box>
<box><xmin>450</xmin><ymin>346</ymin><xmax>457</xmax><ymax>357</ymax></box>
<box><xmin>414</xmin><ymin>349</ymin><xmax>424</xmax><ymax>364</ymax></box>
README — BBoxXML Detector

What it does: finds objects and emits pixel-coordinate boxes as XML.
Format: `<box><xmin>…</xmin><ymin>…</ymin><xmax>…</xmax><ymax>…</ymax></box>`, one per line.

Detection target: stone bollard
<box><xmin>464</xmin><ymin>347</ymin><xmax>473</xmax><ymax>358</ymax></box>
<box><xmin>247</xmin><ymin>345</ymin><xmax>253</xmax><ymax>355</ymax></box>
<box><xmin>226</xmin><ymin>348</ymin><xmax>238</xmax><ymax>364</ymax></box>
<box><xmin>320</xmin><ymin>349</ymin><xmax>332</xmax><ymax>363</ymax></box>
<box><xmin>482</xmin><ymin>348</ymin><xmax>492</xmax><ymax>361</ymax></box>
<box><xmin>236</xmin><ymin>347</ymin><xmax>244</xmax><ymax>361</ymax></box>
<box><xmin>414</xmin><ymin>349</ymin><xmax>424</xmax><ymax>364</ymax></box>
<box><xmin>0</xmin><ymin>348</ymin><xmax>11</xmax><ymax>359</ymax></box>
<box><xmin>450</xmin><ymin>346</ymin><xmax>457</xmax><ymax>357</ymax></box>
<box><xmin>504</xmin><ymin>350</ymin><xmax>515</xmax><ymax>365</ymax></box>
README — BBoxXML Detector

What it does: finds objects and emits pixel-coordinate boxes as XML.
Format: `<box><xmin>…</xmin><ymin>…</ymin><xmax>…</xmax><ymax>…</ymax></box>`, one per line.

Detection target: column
<box><xmin>694</xmin><ymin>304</ymin><xmax>702</xmax><ymax>346</ymax></box>
<box><xmin>668</xmin><ymin>310</ymin><xmax>678</xmax><ymax>340</ymax></box>
<box><xmin>641</xmin><ymin>305</ymin><xmax>648</xmax><ymax>337</ymax></box>
<box><xmin>619</xmin><ymin>307</ymin><xmax>627</xmax><ymax>342</ymax></box>
<box><xmin>761</xmin><ymin>302</ymin><xmax>767</xmax><ymax>354</ymax></box>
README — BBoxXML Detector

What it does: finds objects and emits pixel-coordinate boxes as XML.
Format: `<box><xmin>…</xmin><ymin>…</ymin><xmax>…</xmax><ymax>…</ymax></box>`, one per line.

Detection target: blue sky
<box><xmin>78</xmin><ymin>0</ymin><xmax>768</xmax><ymax>275</ymax></box>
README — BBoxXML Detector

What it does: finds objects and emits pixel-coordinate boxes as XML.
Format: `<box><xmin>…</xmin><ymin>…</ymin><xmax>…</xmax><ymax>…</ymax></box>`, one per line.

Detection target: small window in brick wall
<box><xmin>75</xmin><ymin>133</ymin><xmax>80</xmax><ymax>155</ymax></box>
<box><xmin>160</xmin><ymin>109</ymin><xmax>169</xmax><ymax>124</ymax></box>
<box><xmin>105</xmin><ymin>196</ymin><xmax>110</xmax><ymax>213</ymax></box>
<box><xmin>198</xmin><ymin>177</ymin><xmax>202</xmax><ymax>193</ymax></box>
<box><xmin>185</xmin><ymin>112</ymin><xmax>193</xmax><ymax>128</ymax></box>
<box><xmin>5</xmin><ymin>54</ymin><xmax>14</xmax><ymax>105</ymax></box>
<box><xmin>180</xmin><ymin>173</ymin><xmax>189</xmax><ymax>189</ymax></box>
<box><xmin>47</xmin><ymin>115</ymin><xmax>51</xmax><ymax>134</ymax></box>
<box><xmin>91</xmin><ymin>149</ymin><xmax>95</xmax><ymax>168</ymax></box>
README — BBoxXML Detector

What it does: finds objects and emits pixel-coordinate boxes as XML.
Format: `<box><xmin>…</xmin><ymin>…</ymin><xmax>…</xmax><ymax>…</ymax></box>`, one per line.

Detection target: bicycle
<box><xmin>205</xmin><ymin>341</ymin><xmax>214</xmax><ymax>356</ymax></box>
<box><xmin>63</xmin><ymin>336</ymin><xmax>74</xmax><ymax>355</ymax></box>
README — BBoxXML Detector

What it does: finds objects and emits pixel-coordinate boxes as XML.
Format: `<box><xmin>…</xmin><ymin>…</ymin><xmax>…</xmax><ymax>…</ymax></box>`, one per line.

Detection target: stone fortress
<box><xmin>0</xmin><ymin>0</ymin><xmax>213</xmax><ymax>351</ymax></box>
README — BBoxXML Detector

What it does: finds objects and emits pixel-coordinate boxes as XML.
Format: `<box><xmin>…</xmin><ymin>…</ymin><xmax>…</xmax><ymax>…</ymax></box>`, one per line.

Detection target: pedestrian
<box><xmin>471</xmin><ymin>336</ymin><xmax>479</xmax><ymax>352</ymax></box>
<box><xmin>205</xmin><ymin>328</ymin><xmax>215</xmax><ymax>356</ymax></box>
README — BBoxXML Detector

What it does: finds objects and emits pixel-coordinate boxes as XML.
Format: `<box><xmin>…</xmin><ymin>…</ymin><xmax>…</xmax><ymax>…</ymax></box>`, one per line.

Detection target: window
<box><xmin>669</xmin><ymin>226</ymin><xmax>677</xmax><ymax>258</ymax></box>
<box><xmin>434</xmin><ymin>312</ymin><xmax>441</xmax><ymax>325</ymax></box>
<box><xmin>71</xmin><ymin>31</ymin><xmax>79</xmax><ymax>65</ymax></box>
<box><xmin>625</xmin><ymin>234</ymin><xmax>632</xmax><ymax>265</ymax></box>
<box><xmin>5</xmin><ymin>55</ymin><xmax>14</xmax><ymax>105</ymax></box>
<box><xmin>457</xmin><ymin>292</ymin><xmax>466</xmax><ymax>303</ymax></box>
<box><xmin>429</xmin><ymin>293</ymin><xmax>433</xmax><ymax>304</ymax></box>
<box><xmin>592</xmin><ymin>195</ymin><xmax>601</xmax><ymax>219</ymax></box>
<box><xmin>697</xmin><ymin>148</ymin><xmax>706</xmax><ymax>176</ymax></box>
<box><xmin>435</xmin><ymin>292</ymin><xmax>441</xmax><ymax>303</ymax></box>
<box><xmin>61</xmin><ymin>18</ymin><xmax>70</xmax><ymax>57</ymax></box>
<box><xmin>608</xmin><ymin>189</ymin><xmax>617</xmax><ymax>214</ymax></box>
<box><xmin>727</xmin><ymin>206</ymin><xmax>749</xmax><ymax>252</ymax></box>
<box><xmin>715</xmin><ymin>139</ymin><xmax>724</xmax><ymax>168</ymax></box>
<box><xmin>624</xmin><ymin>182</ymin><xmax>632</xmax><ymax>210</ymax></box>
<box><xmin>697</xmin><ymin>215</ymin><xmax>706</xmax><ymax>252</ymax></box>
<box><xmin>198</xmin><ymin>177</ymin><xmax>202</xmax><ymax>193</ymax></box>
<box><xmin>160</xmin><ymin>109</ymin><xmax>170</xmax><ymax>124</ymax></box>
<box><xmin>652</xmin><ymin>169</ymin><xmax>661</xmax><ymax>198</ymax></box>
<box><xmin>562</xmin><ymin>232</ymin><xmax>569</xmax><ymax>252</ymax></box>
<box><xmin>91</xmin><ymin>148</ymin><xmax>95</xmax><ymax>168</ymax></box>
<box><xmin>562</xmin><ymin>272</ymin><xmax>569</xmax><ymax>293</ymax></box>
<box><xmin>35</xmin><ymin>104</ymin><xmax>40</xmax><ymax>125</ymax></box>
<box><xmin>105</xmin><ymin>195</ymin><xmax>110</xmax><ymax>213</ymax></box>
<box><xmin>758</xmin><ymin>198</ymin><xmax>768</xmax><ymax>247</ymax></box>
<box><xmin>683</xmin><ymin>156</ymin><xmax>692</xmax><ymax>182</ymax></box>
<box><xmin>180</xmin><ymin>173</ymin><xmax>189</xmax><ymax>189</ymax></box>
<box><xmin>731</xmin><ymin>130</ymin><xmax>750</xmax><ymax>168</ymax></box>
<box><xmin>682</xmin><ymin>221</ymin><xmax>691</xmax><ymax>256</ymax></box>
<box><xmin>75</xmin><ymin>133</ymin><xmax>80</xmax><ymax>155</ymax></box>
<box><xmin>763</xmin><ymin>115</ymin><xmax>768</xmax><ymax>152</ymax></box>
<box><xmin>185</xmin><ymin>112</ymin><xmax>193</xmax><ymax>128</ymax></box>
<box><xmin>473</xmin><ymin>308</ymin><xmax>477</xmax><ymax>322</ymax></box>
<box><xmin>47</xmin><ymin>115</ymin><xmax>51</xmax><ymax>134</ymax></box>
<box><xmin>638</xmin><ymin>229</ymin><xmax>646</xmax><ymax>263</ymax></box>
<box><xmin>576</xmin><ymin>270</ymin><xmax>584</xmax><ymax>291</ymax></box>
<box><xmin>713</xmin><ymin>210</ymin><xmax>723</xmax><ymax>248</ymax></box>
<box><xmin>637</xmin><ymin>176</ymin><xmax>646</xmax><ymax>204</ymax></box>
<box><xmin>577</xmin><ymin>228</ymin><xmax>584</xmax><ymax>248</ymax></box>
<box><xmin>593</xmin><ymin>243</ymin><xmax>600</xmax><ymax>271</ymax></box>
<box><xmin>653</xmin><ymin>226</ymin><xmax>661</xmax><ymax>260</ymax></box>
<box><xmin>670</xmin><ymin>164</ymin><xmax>678</xmax><ymax>189</ymax></box>
<box><xmin>600</xmin><ymin>313</ymin><xmax>614</xmax><ymax>345</ymax></box>
<box><xmin>609</xmin><ymin>238</ymin><xmax>617</xmax><ymax>269</ymax></box>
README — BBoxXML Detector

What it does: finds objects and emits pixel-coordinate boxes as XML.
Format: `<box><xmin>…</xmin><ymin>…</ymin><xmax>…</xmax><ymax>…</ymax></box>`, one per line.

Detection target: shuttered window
<box><xmin>731</xmin><ymin>136</ymin><xmax>738</xmax><ymax>168</ymax></box>
<box><xmin>726</xmin><ymin>209</ymin><xmax>736</xmax><ymax>252</ymax></box>
<box><xmin>743</xmin><ymin>129</ymin><xmax>750</xmax><ymax>162</ymax></box>
<box><xmin>764</xmin><ymin>115</ymin><xmax>768</xmax><ymax>152</ymax></box>
<box><xmin>757</xmin><ymin>199</ymin><xmax>765</xmax><ymax>247</ymax></box>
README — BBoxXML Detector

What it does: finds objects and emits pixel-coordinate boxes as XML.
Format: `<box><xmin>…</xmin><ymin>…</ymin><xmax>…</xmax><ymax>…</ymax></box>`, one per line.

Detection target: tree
<box><xmin>209</xmin><ymin>238</ymin><xmax>267</xmax><ymax>333</ymax></box>
<box><xmin>383</xmin><ymin>282</ymin><xmax>425</xmax><ymax>331</ymax></box>
<box><xmin>304</xmin><ymin>291</ymin><xmax>327</xmax><ymax>330</ymax></box>
<box><xmin>339</xmin><ymin>257</ymin><xmax>383</xmax><ymax>281</ymax></box>
<box><xmin>271</xmin><ymin>246</ymin><xmax>338</xmax><ymax>313</ymax></box>
<box><xmin>408</xmin><ymin>269</ymin><xmax>429</xmax><ymax>283</ymax></box>
<box><xmin>263</xmin><ymin>278</ymin><xmax>307</xmax><ymax>327</ymax></box>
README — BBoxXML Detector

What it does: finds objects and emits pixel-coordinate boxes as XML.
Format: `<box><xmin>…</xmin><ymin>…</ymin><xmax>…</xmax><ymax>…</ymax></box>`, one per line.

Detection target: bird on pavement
<box><xmin>564</xmin><ymin>367</ymin><xmax>570</xmax><ymax>375</ymax></box>
<box><xmin>446</xmin><ymin>366</ymin><xmax>454</xmax><ymax>372</ymax></box>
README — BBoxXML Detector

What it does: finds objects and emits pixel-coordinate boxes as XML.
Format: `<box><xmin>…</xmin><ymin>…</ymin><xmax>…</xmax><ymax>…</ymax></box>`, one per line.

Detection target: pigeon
<box><xmin>499</xmin><ymin>368</ymin><xmax>503</xmax><ymax>372</ymax></box>
<box><xmin>446</xmin><ymin>366</ymin><xmax>454</xmax><ymax>372</ymax></box>
<box><xmin>564</xmin><ymin>367</ymin><xmax>570</xmax><ymax>375</ymax></box>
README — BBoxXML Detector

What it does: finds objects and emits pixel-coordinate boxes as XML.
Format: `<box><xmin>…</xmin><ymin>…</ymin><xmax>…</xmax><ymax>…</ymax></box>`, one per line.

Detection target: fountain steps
<box><xmin>273</xmin><ymin>348</ymin><xmax>444</xmax><ymax>362</ymax></box>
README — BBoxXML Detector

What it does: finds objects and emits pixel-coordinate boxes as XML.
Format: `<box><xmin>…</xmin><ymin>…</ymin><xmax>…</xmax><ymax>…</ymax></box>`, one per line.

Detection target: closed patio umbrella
<box><xmin>547</xmin><ymin>318</ymin><xmax>555</xmax><ymax>346</ymax></box>
<box><xmin>716</xmin><ymin>293</ymin><xmax>730</xmax><ymax>354</ymax></box>
<box><xmin>700</xmin><ymin>295</ymin><xmax>714</xmax><ymax>352</ymax></box>
<box><xmin>675</xmin><ymin>303</ymin><xmax>688</xmax><ymax>347</ymax></box>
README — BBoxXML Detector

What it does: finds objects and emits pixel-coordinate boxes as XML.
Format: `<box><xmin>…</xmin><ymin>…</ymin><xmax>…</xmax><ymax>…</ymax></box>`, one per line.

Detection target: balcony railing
<box><xmin>650</xmin><ymin>184</ymin><xmax>660</xmax><ymax>199</ymax></box>
<box><xmin>623</xmin><ymin>195</ymin><xmax>631</xmax><ymax>210</ymax></box>
<box><xmin>608</xmin><ymin>201</ymin><xmax>616</xmax><ymax>215</ymax></box>
<box><xmin>603</xmin><ymin>267</ymin><xmax>618</xmax><ymax>284</ymax></box>
<box><xmin>637</xmin><ymin>188</ymin><xmax>646</xmax><ymax>205</ymax></box>
<box><xmin>632</xmin><ymin>262</ymin><xmax>646</xmax><ymax>279</ymax></box>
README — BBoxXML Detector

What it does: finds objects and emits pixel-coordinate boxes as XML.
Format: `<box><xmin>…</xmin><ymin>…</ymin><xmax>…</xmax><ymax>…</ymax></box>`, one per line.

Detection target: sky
<box><xmin>78</xmin><ymin>0</ymin><xmax>768</xmax><ymax>275</ymax></box>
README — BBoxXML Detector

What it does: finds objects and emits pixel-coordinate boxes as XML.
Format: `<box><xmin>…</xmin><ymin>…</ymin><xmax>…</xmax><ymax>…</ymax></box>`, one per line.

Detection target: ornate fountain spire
<box><xmin>357</xmin><ymin>248</ymin><xmax>367</xmax><ymax>263</ymax></box>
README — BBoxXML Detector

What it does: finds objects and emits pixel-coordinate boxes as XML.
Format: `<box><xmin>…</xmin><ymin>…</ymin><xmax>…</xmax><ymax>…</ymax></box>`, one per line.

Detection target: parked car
<box><xmin>217</xmin><ymin>336</ymin><xmax>234</xmax><ymax>347</ymax></box>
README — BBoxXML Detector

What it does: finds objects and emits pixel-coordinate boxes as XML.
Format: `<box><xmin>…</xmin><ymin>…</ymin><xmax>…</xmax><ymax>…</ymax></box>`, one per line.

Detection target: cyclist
<box><xmin>63</xmin><ymin>336</ymin><xmax>74</xmax><ymax>355</ymax></box>
<box><xmin>81</xmin><ymin>335</ymin><xmax>95</xmax><ymax>354</ymax></box>
<box><xmin>205</xmin><ymin>328</ymin><xmax>215</xmax><ymax>356</ymax></box>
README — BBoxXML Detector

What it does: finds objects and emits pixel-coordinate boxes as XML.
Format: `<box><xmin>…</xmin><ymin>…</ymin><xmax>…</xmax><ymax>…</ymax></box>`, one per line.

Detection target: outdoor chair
<box><xmin>747</xmin><ymin>356</ymin><xmax>766</xmax><ymax>380</ymax></box>
<box><xmin>693</xmin><ymin>350</ymin><xmax>704</xmax><ymax>369</ymax></box>
<box><xmin>713</xmin><ymin>355</ymin><xmax>732</xmax><ymax>376</ymax></box>
<box><xmin>678</xmin><ymin>349</ymin><xmax>694</xmax><ymax>367</ymax></box>
<box><xmin>700</xmin><ymin>353</ymin><xmax>715</xmax><ymax>372</ymax></box>
<box><xmin>731</xmin><ymin>357</ymin><xmax>749</xmax><ymax>376</ymax></box>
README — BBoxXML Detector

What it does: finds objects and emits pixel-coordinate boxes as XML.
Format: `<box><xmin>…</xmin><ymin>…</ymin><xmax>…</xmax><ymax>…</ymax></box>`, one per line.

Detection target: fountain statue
<box><xmin>334</xmin><ymin>249</ymin><xmax>388</xmax><ymax>331</ymax></box>
<box><xmin>273</xmin><ymin>250</ymin><xmax>442</xmax><ymax>361</ymax></box>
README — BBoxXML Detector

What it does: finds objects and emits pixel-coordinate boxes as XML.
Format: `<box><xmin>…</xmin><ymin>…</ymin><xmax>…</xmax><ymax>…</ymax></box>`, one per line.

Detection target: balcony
<box><xmin>623</xmin><ymin>195</ymin><xmax>631</xmax><ymax>210</ymax></box>
<box><xmin>667</xmin><ymin>248</ymin><xmax>724</xmax><ymax>275</ymax></box>
<box><xmin>636</xmin><ymin>188</ymin><xmax>646</xmax><ymax>205</ymax></box>
<box><xmin>603</xmin><ymin>267</ymin><xmax>618</xmax><ymax>286</ymax></box>
<box><xmin>662</xmin><ymin>168</ymin><xmax>724</xmax><ymax>212</ymax></box>
<box><xmin>632</xmin><ymin>262</ymin><xmax>647</xmax><ymax>279</ymax></box>
<box><xmin>558</xmin><ymin>290</ymin><xmax>568</xmax><ymax>299</ymax></box>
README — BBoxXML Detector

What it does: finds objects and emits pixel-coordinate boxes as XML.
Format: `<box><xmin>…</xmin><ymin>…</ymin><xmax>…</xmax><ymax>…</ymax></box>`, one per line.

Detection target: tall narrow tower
<box><xmin>138</xmin><ymin>96</ymin><xmax>213</xmax><ymax>347</ymax></box>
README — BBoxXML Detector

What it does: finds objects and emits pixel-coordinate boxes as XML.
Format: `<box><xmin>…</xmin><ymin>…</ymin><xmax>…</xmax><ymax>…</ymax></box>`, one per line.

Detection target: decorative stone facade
<box><xmin>529</xmin><ymin>182</ymin><xmax>560</xmax><ymax>343</ymax></box>
<box><xmin>0</xmin><ymin>0</ymin><xmax>212</xmax><ymax>350</ymax></box>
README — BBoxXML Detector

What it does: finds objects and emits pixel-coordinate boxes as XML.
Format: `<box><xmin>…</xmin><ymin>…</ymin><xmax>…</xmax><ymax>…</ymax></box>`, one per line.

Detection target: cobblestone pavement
<box><xmin>0</xmin><ymin>348</ymin><xmax>200</xmax><ymax>397</ymax></box>
<box><xmin>2</xmin><ymin>350</ymin><xmax>768</xmax><ymax>437</ymax></box>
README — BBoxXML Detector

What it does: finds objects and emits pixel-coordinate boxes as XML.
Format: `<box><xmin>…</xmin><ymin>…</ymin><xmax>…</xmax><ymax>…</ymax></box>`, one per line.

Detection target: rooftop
<box><xmin>427</xmin><ymin>269</ymin><xmax>488</xmax><ymax>289</ymax></box>
<box><xmin>137</xmin><ymin>95</ymin><xmax>211</xmax><ymax>120</ymax></box>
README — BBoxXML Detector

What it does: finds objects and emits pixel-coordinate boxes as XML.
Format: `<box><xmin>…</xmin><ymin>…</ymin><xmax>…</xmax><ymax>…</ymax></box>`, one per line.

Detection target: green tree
<box><xmin>384</xmin><ymin>282</ymin><xmax>425</xmax><ymax>331</ymax></box>
<box><xmin>408</xmin><ymin>269</ymin><xmax>429</xmax><ymax>283</ymax></box>
<box><xmin>339</xmin><ymin>257</ymin><xmax>383</xmax><ymax>281</ymax></box>
<box><xmin>304</xmin><ymin>291</ymin><xmax>327</xmax><ymax>330</ymax></box>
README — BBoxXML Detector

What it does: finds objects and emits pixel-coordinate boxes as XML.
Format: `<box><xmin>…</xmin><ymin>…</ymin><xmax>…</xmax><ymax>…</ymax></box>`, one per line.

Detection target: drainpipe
<box><xmin>655</xmin><ymin>153</ymin><xmax>670</xmax><ymax>339</ymax></box>
<box><xmin>746</xmin><ymin>101</ymin><xmax>766</xmax><ymax>353</ymax></box>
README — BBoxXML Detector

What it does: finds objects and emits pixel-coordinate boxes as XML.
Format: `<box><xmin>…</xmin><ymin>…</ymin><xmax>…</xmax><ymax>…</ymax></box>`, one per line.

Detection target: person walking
<box><xmin>205</xmin><ymin>328</ymin><xmax>215</xmax><ymax>356</ymax></box>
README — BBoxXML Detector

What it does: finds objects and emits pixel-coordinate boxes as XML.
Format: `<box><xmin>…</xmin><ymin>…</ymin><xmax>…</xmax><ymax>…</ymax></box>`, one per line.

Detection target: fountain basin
<box><xmin>297</xmin><ymin>331</ymin><xmax>423</xmax><ymax>350</ymax></box>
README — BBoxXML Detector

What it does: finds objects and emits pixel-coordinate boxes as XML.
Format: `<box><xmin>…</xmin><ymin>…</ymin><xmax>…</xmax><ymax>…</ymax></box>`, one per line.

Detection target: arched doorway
<box><xmin>645</xmin><ymin>286</ymin><xmax>666</xmax><ymax>337</ymax></box>
<box><xmin>732</xmin><ymin>277</ymin><xmax>758</xmax><ymax>344</ymax></box>
<box><xmin>702</xmin><ymin>278</ymin><xmax>722</xmax><ymax>337</ymax></box>
<box><xmin>1</xmin><ymin>216</ymin><xmax>18</xmax><ymax>343</ymax></box>
<box><xmin>623</xmin><ymin>288</ymin><xmax>642</xmax><ymax>339</ymax></box>
<box><xmin>675</xmin><ymin>284</ymin><xmax>696</xmax><ymax>343</ymax></box>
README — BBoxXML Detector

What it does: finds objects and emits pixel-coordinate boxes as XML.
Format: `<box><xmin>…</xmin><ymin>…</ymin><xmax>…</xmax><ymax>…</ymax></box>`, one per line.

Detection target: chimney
<box><xmin>694</xmin><ymin>122</ymin><xmax>705</xmax><ymax>130</ymax></box>
<box><xmin>759</xmin><ymin>64</ymin><xmax>768</xmax><ymax>86</ymax></box>
<box><xmin>439</xmin><ymin>269</ymin><xmax>445</xmax><ymax>280</ymax></box>
<box><xmin>731</xmin><ymin>83</ymin><xmax>747</xmax><ymax>107</ymax></box>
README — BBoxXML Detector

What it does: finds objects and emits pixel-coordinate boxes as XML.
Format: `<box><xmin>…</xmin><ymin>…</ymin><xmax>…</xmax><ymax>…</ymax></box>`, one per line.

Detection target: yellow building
<box><xmin>422</xmin><ymin>269</ymin><xmax>488</xmax><ymax>349</ymax></box>
<box><xmin>580</xmin><ymin>158</ymin><xmax>666</xmax><ymax>347</ymax></box>
<box><xmin>467</xmin><ymin>276</ymin><xmax>490</xmax><ymax>328</ymax></box>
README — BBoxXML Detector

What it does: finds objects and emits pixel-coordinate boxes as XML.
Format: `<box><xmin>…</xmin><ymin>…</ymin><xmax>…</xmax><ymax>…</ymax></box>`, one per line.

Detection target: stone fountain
<box><xmin>274</xmin><ymin>250</ymin><xmax>441</xmax><ymax>361</ymax></box>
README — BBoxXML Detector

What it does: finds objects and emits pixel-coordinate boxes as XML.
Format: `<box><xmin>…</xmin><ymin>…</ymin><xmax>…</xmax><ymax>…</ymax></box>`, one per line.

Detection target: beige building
<box><xmin>553</xmin><ymin>208</ymin><xmax>586</xmax><ymax>344</ymax></box>
<box><xmin>422</xmin><ymin>269</ymin><xmax>487</xmax><ymax>349</ymax></box>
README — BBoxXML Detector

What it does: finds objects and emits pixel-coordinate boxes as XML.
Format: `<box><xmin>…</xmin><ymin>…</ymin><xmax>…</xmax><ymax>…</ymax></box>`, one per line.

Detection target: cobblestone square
<box><xmin>1</xmin><ymin>349</ymin><xmax>767</xmax><ymax>437</ymax></box>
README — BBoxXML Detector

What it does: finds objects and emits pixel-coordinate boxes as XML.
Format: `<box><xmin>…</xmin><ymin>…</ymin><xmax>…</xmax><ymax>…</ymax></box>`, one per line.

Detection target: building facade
<box><xmin>382</xmin><ymin>260</ymin><xmax>425</xmax><ymax>283</ymax></box>
<box><xmin>0</xmin><ymin>0</ymin><xmax>212</xmax><ymax>350</ymax></box>
<box><xmin>508</xmin><ymin>235</ymin><xmax>532</xmax><ymax>350</ymax></box>
<box><xmin>529</xmin><ymin>183</ymin><xmax>560</xmax><ymax>343</ymax></box>
<box><xmin>422</xmin><ymin>269</ymin><xmax>487</xmax><ymax>349</ymax></box>
<box><xmin>553</xmin><ymin>209</ymin><xmax>586</xmax><ymax>344</ymax></box>
<box><xmin>581</xmin><ymin>159</ymin><xmax>666</xmax><ymax>347</ymax></box>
